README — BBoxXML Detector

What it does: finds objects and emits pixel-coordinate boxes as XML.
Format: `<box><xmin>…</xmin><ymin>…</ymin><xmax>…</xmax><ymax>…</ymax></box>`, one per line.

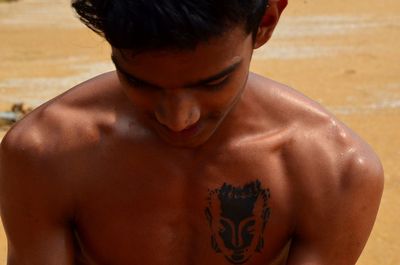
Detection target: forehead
<box><xmin>115</xmin><ymin>26</ymin><xmax>250</xmax><ymax>59</ymax></box>
<box><xmin>112</xmin><ymin>27</ymin><xmax>253</xmax><ymax>86</ymax></box>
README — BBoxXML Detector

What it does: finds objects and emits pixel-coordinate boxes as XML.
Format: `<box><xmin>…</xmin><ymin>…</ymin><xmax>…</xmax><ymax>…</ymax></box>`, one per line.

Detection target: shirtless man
<box><xmin>0</xmin><ymin>0</ymin><xmax>383</xmax><ymax>264</ymax></box>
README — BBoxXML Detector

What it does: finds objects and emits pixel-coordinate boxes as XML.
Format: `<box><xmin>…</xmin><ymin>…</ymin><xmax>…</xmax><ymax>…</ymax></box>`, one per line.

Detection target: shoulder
<box><xmin>248</xmin><ymin>74</ymin><xmax>383</xmax><ymax>261</ymax></box>
<box><xmin>0</xmin><ymin>73</ymin><xmax>121</xmax><ymax>219</ymax></box>
<box><xmin>0</xmin><ymin>104</ymin><xmax>76</xmax><ymax>224</ymax></box>
<box><xmin>282</xmin><ymin>118</ymin><xmax>384</xmax><ymax>262</ymax></box>
<box><xmin>248</xmin><ymin>72</ymin><xmax>383</xmax><ymax>213</ymax></box>
<box><xmin>283</xmin><ymin>105</ymin><xmax>383</xmax><ymax>263</ymax></box>
<box><xmin>0</xmin><ymin>72</ymin><xmax>123</xmax><ymax>198</ymax></box>
<box><xmin>1</xmin><ymin>72</ymin><xmax>121</xmax><ymax>158</ymax></box>
<box><xmin>249</xmin><ymin>72</ymin><xmax>383</xmax><ymax>181</ymax></box>
<box><xmin>291</xmin><ymin>117</ymin><xmax>383</xmax><ymax>199</ymax></box>
<box><xmin>282</xmin><ymin>91</ymin><xmax>384</xmax><ymax>196</ymax></box>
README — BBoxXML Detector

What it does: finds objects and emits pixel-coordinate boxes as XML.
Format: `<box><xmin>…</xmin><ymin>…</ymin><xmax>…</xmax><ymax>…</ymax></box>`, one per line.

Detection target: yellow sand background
<box><xmin>0</xmin><ymin>0</ymin><xmax>399</xmax><ymax>264</ymax></box>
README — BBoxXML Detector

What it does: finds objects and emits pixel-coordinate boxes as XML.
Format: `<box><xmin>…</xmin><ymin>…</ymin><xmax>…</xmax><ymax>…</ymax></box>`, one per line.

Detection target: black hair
<box><xmin>71</xmin><ymin>0</ymin><xmax>269</xmax><ymax>52</ymax></box>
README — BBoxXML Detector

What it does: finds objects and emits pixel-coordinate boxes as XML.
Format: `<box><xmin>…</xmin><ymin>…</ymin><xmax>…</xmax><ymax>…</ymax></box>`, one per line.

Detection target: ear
<box><xmin>253</xmin><ymin>0</ymin><xmax>288</xmax><ymax>49</ymax></box>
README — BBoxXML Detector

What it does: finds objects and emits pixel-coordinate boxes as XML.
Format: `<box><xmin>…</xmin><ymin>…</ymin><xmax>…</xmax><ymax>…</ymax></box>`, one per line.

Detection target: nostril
<box><xmin>155</xmin><ymin>106</ymin><xmax>201</xmax><ymax>132</ymax></box>
<box><xmin>155</xmin><ymin>114</ymin><xmax>190</xmax><ymax>132</ymax></box>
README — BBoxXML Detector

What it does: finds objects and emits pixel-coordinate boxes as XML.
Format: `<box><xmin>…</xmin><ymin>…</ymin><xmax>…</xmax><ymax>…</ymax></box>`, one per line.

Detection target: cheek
<box><xmin>116</xmin><ymin>75</ymin><xmax>156</xmax><ymax>110</ymax></box>
<box><xmin>201</xmin><ymin>73</ymin><xmax>248</xmax><ymax>111</ymax></box>
<box><xmin>122</xmin><ymin>87</ymin><xmax>159</xmax><ymax>111</ymax></box>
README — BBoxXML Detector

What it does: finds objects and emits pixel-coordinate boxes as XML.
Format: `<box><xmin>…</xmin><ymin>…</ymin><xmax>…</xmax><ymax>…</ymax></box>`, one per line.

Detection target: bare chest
<box><xmin>72</xmin><ymin>145</ymin><xmax>294</xmax><ymax>265</ymax></box>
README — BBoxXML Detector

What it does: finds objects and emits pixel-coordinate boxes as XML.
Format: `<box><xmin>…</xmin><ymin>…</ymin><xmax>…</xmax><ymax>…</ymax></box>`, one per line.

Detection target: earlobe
<box><xmin>253</xmin><ymin>26</ymin><xmax>272</xmax><ymax>49</ymax></box>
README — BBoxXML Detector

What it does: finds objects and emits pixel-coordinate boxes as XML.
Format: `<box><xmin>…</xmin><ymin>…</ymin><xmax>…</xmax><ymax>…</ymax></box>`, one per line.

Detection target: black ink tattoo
<box><xmin>205</xmin><ymin>180</ymin><xmax>271</xmax><ymax>264</ymax></box>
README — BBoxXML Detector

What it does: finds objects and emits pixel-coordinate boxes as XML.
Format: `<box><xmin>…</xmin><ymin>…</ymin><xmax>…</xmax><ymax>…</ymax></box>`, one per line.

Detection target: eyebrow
<box><xmin>111</xmin><ymin>55</ymin><xmax>242</xmax><ymax>89</ymax></box>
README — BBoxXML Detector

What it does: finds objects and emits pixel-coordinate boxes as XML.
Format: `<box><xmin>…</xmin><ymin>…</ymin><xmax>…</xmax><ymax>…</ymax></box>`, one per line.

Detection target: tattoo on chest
<box><xmin>205</xmin><ymin>180</ymin><xmax>271</xmax><ymax>264</ymax></box>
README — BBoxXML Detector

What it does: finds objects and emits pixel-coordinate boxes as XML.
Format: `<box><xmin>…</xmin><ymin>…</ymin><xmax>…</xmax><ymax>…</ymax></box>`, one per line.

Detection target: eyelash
<box><xmin>124</xmin><ymin>76</ymin><xmax>158</xmax><ymax>90</ymax></box>
<box><xmin>202</xmin><ymin>77</ymin><xmax>230</xmax><ymax>91</ymax></box>
<box><xmin>123</xmin><ymin>74</ymin><xmax>230</xmax><ymax>92</ymax></box>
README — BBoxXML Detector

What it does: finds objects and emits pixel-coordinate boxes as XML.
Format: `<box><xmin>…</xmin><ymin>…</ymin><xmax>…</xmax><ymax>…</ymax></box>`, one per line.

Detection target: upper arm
<box><xmin>287</xmin><ymin>138</ymin><xmax>384</xmax><ymax>264</ymax></box>
<box><xmin>0</xmin><ymin>130</ymin><xmax>76</xmax><ymax>265</ymax></box>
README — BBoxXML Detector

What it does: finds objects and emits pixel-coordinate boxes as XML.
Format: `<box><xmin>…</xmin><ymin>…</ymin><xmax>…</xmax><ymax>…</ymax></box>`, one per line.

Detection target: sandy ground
<box><xmin>0</xmin><ymin>0</ymin><xmax>399</xmax><ymax>264</ymax></box>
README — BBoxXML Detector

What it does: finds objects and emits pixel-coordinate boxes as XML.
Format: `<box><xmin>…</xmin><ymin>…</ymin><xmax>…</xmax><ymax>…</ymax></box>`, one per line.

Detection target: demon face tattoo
<box><xmin>205</xmin><ymin>180</ymin><xmax>271</xmax><ymax>264</ymax></box>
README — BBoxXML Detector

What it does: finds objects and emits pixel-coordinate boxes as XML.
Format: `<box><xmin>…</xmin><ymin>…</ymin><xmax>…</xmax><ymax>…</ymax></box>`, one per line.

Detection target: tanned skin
<box><xmin>0</xmin><ymin>2</ymin><xmax>383</xmax><ymax>265</ymax></box>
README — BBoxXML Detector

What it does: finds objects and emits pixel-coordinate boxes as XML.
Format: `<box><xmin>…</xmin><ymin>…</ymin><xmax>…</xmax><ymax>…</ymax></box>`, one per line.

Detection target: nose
<box><xmin>155</xmin><ymin>91</ymin><xmax>201</xmax><ymax>132</ymax></box>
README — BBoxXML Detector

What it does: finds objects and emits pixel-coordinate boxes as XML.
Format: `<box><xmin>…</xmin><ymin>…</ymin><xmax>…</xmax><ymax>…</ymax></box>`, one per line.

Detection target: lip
<box><xmin>158</xmin><ymin>121</ymin><xmax>203</xmax><ymax>141</ymax></box>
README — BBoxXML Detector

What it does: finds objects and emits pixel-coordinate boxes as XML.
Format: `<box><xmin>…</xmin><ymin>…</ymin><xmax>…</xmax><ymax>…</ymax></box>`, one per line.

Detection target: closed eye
<box><xmin>120</xmin><ymin>69</ymin><xmax>230</xmax><ymax>92</ymax></box>
<box><xmin>123</xmin><ymin>74</ymin><xmax>159</xmax><ymax>91</ymax></box>
<box><xmin>201</xmin><ymin>76</ymin><xmax>230</xmax><ymax>91</ymax></box>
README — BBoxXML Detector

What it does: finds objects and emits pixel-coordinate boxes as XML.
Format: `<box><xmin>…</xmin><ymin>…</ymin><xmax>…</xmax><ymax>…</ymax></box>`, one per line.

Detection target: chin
<box><xmin>158</xmin><ymin>130</ymin><xmax>213</xmax><ymax>149</ymax></box>
<box><xmin>146</xmin><ymin>113</ymin><xmax>225</xmax><ymax>149</ymax></box>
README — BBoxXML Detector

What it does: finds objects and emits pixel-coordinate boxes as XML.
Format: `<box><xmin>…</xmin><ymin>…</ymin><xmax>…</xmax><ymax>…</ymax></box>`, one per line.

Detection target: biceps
<box><xmin>286</xmin><ymin>202</ymin><xmax>380</xmax><ymax>265</ymax></box>
<box><xmin>0</xmin><ymin>188</ymin><xmax>75</xmax><ymax>265</ymax></box>
<box><xmin>0</xmin><ymin>145</ymin><xmax>76</xmax><ymax>264</ymax></box>
<box><xmin>3</xmin><ymin>216</ymin><xmax>75</xmax><ymax>265</ymax></box>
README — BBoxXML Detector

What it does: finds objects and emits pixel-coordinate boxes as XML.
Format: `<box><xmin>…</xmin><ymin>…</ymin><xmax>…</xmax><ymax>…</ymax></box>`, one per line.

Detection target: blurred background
<box><xmin>0</xmin><ymin>0</ymin><xmax>399</xmax><ymax>264</ymax></box>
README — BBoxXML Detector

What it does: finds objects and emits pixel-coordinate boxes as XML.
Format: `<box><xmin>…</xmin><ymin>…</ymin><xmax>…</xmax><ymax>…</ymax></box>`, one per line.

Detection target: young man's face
<box><xmin>111</xmin><ymin>27</ymin><xmax>255</xmax><ymax>148</ymax></box>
